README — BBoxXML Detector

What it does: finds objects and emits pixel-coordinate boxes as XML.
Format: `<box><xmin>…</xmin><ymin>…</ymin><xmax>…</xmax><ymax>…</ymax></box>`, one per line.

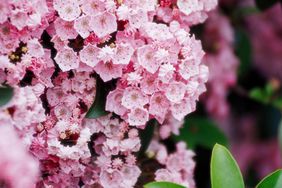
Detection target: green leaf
<box><xmin>235</xmin><ymin>6</ymin><xmax>260</xmax><ymax>16</ymax></box>
<box><xmin>211</xmin><ymin>144</ymin><xmax>244</xmax><ymax>188</ymax></box>
<box><xmin>138</xmin><ymin>119</ymin><xmax>157</xmax><ymax>157</ymax></box>
<box><xmin>265</xmin><ymin>83</ymin><xmax>275</xmax><ymax>96</ymax></box>
<box><xmin>256</xmin><ymin>170</ymin><xmax>282</xmax><ymax>188</ymax></box>
<box><xmin>249</xmin><ymin>83</ymin><xmax>279</xmax><ymax>106</ymax></box>
<box><xmin>256</xmin><ymin>0</ymin><xmax>278</xmax><ymax>10</ymax></box>
<box><xmin>0</xmin><ymin>86</ymin><xmax>14</xmax><ymax>107</ymax></box>
<box><xmin>86</xmin><ymin>76</ymin><xmax>109</xmax><ymax>119</ymax></box>
<box><xmin>273</xmin><ymin>98</ymin><xmax>282</xmax><ymax>110</ymax></box>
<box><xmin>278</xmin><ymin>120</ymin><xmax>282</xmax><ymax>152</ymax></box>
<box><xmin>236</xmin><ymin>29</ymin><xmax>252</xmax><ymax>77</ymax></box>
<box><xmin>173</xmin><ymin>117</ymin><xmax>228</xmax><ymax>149</ymax></box>
<box><xmin>249</xmin><ymin>88</ymin><xmax>269</xmax><ymax>104</ymax></box>
<box><xmin>144</xmin><ymin>182</ymin><xmax>186</xmax><ymax>188</ymax></box>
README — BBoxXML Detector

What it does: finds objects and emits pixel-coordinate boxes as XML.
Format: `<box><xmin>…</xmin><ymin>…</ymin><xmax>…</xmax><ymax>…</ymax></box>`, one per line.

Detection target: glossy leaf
<box><xmin>256</xmin><ymin>170</ymin><xmax>282</xmax><ymax>188</ymax></box>
<box><xmin>144</xmin><ymin>182</ymin><xmax>185</xmax><ymax>188</ymax></box>
<box><xmin>0</xmin><ymin>87</ymin><xmax>14</xmax><ymax>107</ymax></box>
<box><xmin>249</xmin><ymin>88</ymin><xmax>269</xmax><ymax>104</ymax></box>
<box><xmin>86</xmin><ymin>76</ymin><xmax>109</xmax><ymax>119</ymax></box>
<box><xmin>255</xmin><ymin>0</ymin><xmax>278</xmax><ymax>10</ymax></box>
<box><xmin>173</xmin><ymin>117</ymin><xmax>228</xmax><ymax>149</ymax></box>
<box><xmin>211</xmin><ymin>144</ymin><xmax>244</xmax><ymax>188</ymax></box>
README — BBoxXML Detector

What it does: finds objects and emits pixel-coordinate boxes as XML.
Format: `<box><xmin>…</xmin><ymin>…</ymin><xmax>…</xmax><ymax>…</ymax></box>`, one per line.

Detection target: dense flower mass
<box><xmin>148</xmin><ymin>140</ymin><xmax>196</xmax><ymax>188</ymax></box>
<box><xmin>0</xmin><ymin>0</ymin><xmax>217</xmax><ymax>187</ymax></box>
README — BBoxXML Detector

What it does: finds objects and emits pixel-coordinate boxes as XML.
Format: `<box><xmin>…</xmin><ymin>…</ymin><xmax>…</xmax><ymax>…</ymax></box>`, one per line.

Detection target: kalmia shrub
<box><xmin>0</xmin><ymin>0</ymin><xmax>218</xmax><ymax>187</ymax></box>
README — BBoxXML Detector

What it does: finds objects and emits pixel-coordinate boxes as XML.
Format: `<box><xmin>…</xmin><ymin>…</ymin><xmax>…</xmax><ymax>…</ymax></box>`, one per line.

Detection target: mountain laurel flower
<box><xmin>54</xmin><ymin>47</ymin><xmax>79</xmax><ymax>72</ymax></box>
<box><xmin>0</xmin><ymin>0</ymin><xmax>217</xmax><ymax>187</ymax></box>
<box><xmin>90</xmin><ymin>12</ymin><xmax>117</xmax><ymax>38</ymax></box>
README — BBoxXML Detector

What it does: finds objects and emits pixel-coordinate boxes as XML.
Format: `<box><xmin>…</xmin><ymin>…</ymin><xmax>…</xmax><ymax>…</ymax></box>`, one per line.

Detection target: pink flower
<box><xmin>0</xmin><ymin>2</ymin><xmax>9</xmax><ymax>24</ymax></box>
<box><xmin>0</xmin><ymin>125</ymin><xmax>39</xmax><ymax>188</ymax></box>
<box><xmin>202</xmin><ymin>11</ymin><xmax>238</xmax><ymax>119</ymax></box>
<box><xmin>140</xmin><ymin>73</ymin><xmax>158</xmax><ymax>95</ymax></box>
<box><xmin>10</xmin><ymin>10</ymin><xmax>28</xmax><ymax>30</ymax></box>
<box><xmin>94</xmin><ymin>61</ymin><xmax>123</xmax><ymax>82</ymax></box>
<box><xmin>54</xmin><ymin>47</ymin><xmax>79</xmax><ymax>71</ymax></box>
<box><xmin>128</xmin><ymin>9</ymin><xmax>148</xmax><ymax>29</ymax></box>
<box><xmin>137</xmin><ymin>45</ymin><xmax>160</xmax><ymax>74</ymax></box>
<box><xmin>117</xmin><ymin>4</ymin><xmax>131</xmax><ymax>20</ymax></box>
<box><xmin>121</xmin><ymin>87</ymin><xmax>149</xmax><ymax>109</ymax></box>
<box><xmin>74</xmin><ymin>15</ymin><xmax>92</xmax><ymax>38</ymax></box>
<box><xmin>158</xmin><ymin>63</ymin><xmax>175</xmax><ymax>83</ymax></box>
<box><xmin>120</xmin><ymin>137</ymin><xmax>141</xmax><ymax>152</ymax></box>
<box><xmin>141</xmin><ymin>22</ymin><xmax>174</xmax><ymax>41</ymax></box>
<box><xmin>128</xmin><ymin>107</ymin><xmax>149</xmax><ymax>126</ymax></box>
<box><xmin>246</xmin><ymin>4</ymin><xmax>282</xmax><ymax>81</ymax></box>
<box><xmin>81</xmin><ymin>0</ymin><xmax>106</xmax><ymax>16</ymax></box>
<box><xmin>54</xmin><ymin>0</ymin><xmax>81</xmax><ymax>21</ymax></box>
<box><xmin>100</xmin><ymin>170</ymin><xmax>123</xmax><ymax>188</ymax></box>
<box><xmin>155</xmin><ymin>169</ymin><xmax>175</xmax><ymax>182</ymax></box>
<box><xmin>54</xmin><ymin>104</ymin><xmax>72</xmax><ymax>120</ymax></box>
<box><xmin>127</xmin><ymin>72</ymin><xmax>142</xmax><ymax>86</ymax></box>
<box><xmin>113</xmin><ymin>42</ymin><xmax>134</xmax><ymax>65</ymax></box>
<box><xmin>0</xmin><ymin>0</ymin><xmax>218</xmax><ymax>186</ymax></box>
<box><xmin>27</xmin><ymin>39</ymin><xmax>45</xmax><ymax>58</ymax></box>
<box><xmin>149</xmin><ymin>92</ymin><xmax>170</xmax><ymax>123</ymax></box>
<box><xmin>165</xmin><ymin>81</ymin><xmax>186</xmax><ymax>103</ymax></box>
<box><xmin>90</xmin><ymin>11</ymin><xmax>117</xmax><ymax>38</ymax></box>
<box><xmin>98</xmin><ymin>46</ymin><xmax>115</xmax><ymax>62</ymax></box>
<box><xmin>79</xmin><ymin>44</ymin><xmax>100</xmax><ymax>67</ymax></box>
<box><xmin>120</xmin><ymin>165</ymin><xmax>141</xmax><ymax>187</ymax></box>
<box><xmin>170</xmin><ymin>99</ymin><xmax>195</xmax><ymax>121</ymax></box>
<box><xmin>179</xmin><ymin>60</ymin><xmax>200</xmax><ymax>80</ymax></box>
<box><xmin>46</xmin><ymin>88</ymin><xmax>65</xmax><ymax>106</ymax></box>
<box><xmin>54</xmin><ymin>18</ymin><xmax>78</xmax><ymax>40</ymax></box>
<box><xmin>126</xmin><ymin>154</ymin><xmax>137</xmax><ymax>165</ymax></box>
<box><xmin>106</xmin><ymin>89</ymin><xmax>128</xmax><ymax>116</ymax></box>
<box><xmin>177</xmin><ymin>0</ymin><xmax>204</xmax><ymax>16</ymax></box>
<box><xmin>153</xmin><ymin>141</ymin><xmax>196</xmax><ymax>188</ymax></box>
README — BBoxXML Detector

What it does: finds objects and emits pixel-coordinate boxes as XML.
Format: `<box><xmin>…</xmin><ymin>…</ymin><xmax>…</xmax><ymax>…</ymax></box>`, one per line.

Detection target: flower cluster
<box><xmin>245</xmin><ymin>3</ymin><xmax>282</xmax><ymax>81</ymax></box>
<box><xmin>36</xmin><ymin>114</ymin><xmax>141</xmax><ymax>187</ymax></box>
<box><xmin>0</xmin><ymin>1</ymin><xmax>53</xmax><ymax>86</ymax></box>
<box><xmin>0</xmin><ymin>116</ymin><xmax>39</xmax><ymax>188</ymax></box>
<box><xmin>0</xmin><ymin>0</ymin><xmax>217</xmax><ymax>187</ymax></box>
<box><xmin>105</xmin><ymin>32</ymin><xmax>209</xmax><ymax>126</ymax></box>
<box><xmin>202</xmin><ymin>11</ymin><xmax>239</xmax><ymax>119</ymax></box>
<box><xmin>148</xmin><ymin>140</ymin><xmax>196</xmax><ymax>188</ymax></box>
<box><xmin>83</xmin><ymin>114</ymin><xmax>142</xmax><ymax>188</ymax></box>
